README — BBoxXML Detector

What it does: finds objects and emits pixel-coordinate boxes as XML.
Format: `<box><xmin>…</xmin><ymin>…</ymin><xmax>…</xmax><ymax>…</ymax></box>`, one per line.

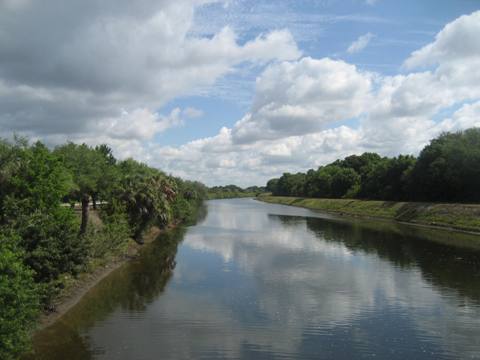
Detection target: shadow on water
<box><xmin>27</xmin><ymin>228</ymin><xmax>187</xmax><ymax>360</ymax></box>
<box><xmin>273</xmin><ymin>214</ymin><xmax>480</xmax><ymax>304</ymax></box>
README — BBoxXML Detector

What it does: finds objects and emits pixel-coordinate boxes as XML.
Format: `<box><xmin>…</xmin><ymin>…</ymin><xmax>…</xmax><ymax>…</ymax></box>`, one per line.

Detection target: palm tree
<box><xmin>120</xmin><ymin>174</ymin><xmax>176</xmax><ymax>243</ymax></box>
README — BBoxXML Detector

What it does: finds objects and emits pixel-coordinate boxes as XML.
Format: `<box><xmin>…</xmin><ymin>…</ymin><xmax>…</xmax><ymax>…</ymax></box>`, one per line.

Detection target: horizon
<box><xmin>1</xmin><ymin>1</ymin><xmax>479</xmax><ymax>186</ymax></box>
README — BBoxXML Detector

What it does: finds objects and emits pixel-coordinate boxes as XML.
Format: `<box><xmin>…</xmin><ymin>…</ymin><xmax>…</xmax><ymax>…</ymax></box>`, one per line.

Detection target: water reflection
<box><xmin>30</xmin><ymin>229</ymin><xmax>184</xmax><ymax>360</ymax></box>
<box><xmin>32</xmin><ymin>198</ymin><xmax>480</xmax><ymax>359</ymax></box>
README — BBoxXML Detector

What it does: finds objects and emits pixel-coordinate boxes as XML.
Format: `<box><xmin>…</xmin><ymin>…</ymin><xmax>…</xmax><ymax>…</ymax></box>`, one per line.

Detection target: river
<box><xmin>31</xmin><ymin>198</ymin><xmax>480</xmax><ymax>359</ymax></box>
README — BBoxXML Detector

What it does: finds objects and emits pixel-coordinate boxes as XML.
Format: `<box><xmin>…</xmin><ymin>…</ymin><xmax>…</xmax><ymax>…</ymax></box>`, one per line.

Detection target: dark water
<box><xmin>31</xmin><ymin>199</ymin><xmax>480</xmax><ymax>359</ymax></box>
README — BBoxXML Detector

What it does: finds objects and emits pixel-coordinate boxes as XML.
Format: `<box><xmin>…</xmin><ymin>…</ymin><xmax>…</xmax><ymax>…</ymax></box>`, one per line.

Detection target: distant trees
<box><xmin>207</xmin><ymin>184</ymin><xmax>266</xmax><ymax>199</ymax></box>
<box><xmin>266</xmin><ymin>128</ymin><xmax>480</xmax><ymax>203</ymax></box>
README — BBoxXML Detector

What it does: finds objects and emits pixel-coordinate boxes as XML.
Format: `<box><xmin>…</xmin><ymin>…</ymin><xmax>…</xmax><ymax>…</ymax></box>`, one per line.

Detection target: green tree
<box><xmin>411</xmin><ymin>128</ymin><xmax>480</xmax><ymax>201</ymax></box>
<box><xmin>361</xmin><ymin>155</ymin><xmax>416</xmax><ymax>200</ymax></box>
<box><xmin>266</xmin><ymin>178</ymin><xmax>279</xmax><ymax>194</ymax></box>
<box><xmin>54</xmin><ymin>143</ymin><xmax>108</xmax><ymax>234</ymax></box>
<box><xmin>0</xmin><ymin>141</ymin><xmax>85</xmax><ymax>286</ymax></box>
<box><xmin>275</xmin><ymin>173</ymin><xmax>306</xmax><ymax>196</ymax></box>
<box><xmin>119</xmin><ymin>172</ymin><xmax>176</xmax><ymax>242</ymax></box>
<box><xmin>0</xmin><ymin>233</ymin><xmax>39</xmax><ymax>360</ymax></box>
<box><xmin>330</xmin><ymin>167</ymin><xmax>360</xmax><ymax>198</ymax></box>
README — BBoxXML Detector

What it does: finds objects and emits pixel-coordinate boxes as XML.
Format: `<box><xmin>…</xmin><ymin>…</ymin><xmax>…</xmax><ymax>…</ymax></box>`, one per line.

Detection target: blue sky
<box><xmin>0</xmin><ymin>0</ymin><xmax>479</xmax><ymax>185</ymax></box>
<box><xmin>159</xmin><ymin>0</ymin><xmax>480</xmax><ymax>146</ymax></box>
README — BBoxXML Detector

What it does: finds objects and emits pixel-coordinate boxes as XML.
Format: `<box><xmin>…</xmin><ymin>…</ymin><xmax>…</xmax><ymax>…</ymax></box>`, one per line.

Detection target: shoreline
<box><xmin>256</xmin><ymin>195</ymin><xmax>480</xmax><ymax>236</ymax></box>
<box><xmin>37</xmin><ymin>226</ymin><xmax>165</xmax><ymax>330</ymax></box>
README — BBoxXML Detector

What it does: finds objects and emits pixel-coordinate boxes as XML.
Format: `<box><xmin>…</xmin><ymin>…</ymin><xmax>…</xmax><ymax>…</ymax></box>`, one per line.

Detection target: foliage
<box><xmin>0</xmin><ymin>232</ymin><xmax>39</xmax><ymax>360</ymax></box>
<box><xmin>54</xmin><ymin>143</ymin><xmax>112</xmax><ymax>233</ymax></box>
<box><xmin>85</xmin><ymin>209</ymin><xmax>131</xmax><ymax>259</ymax></box>
<box><xmin>207</xmin><ymin>184</ymin><xmax>265</xmax><ymax>199</ymax></box>
<box><xmin>1</xmin><ymin>140</ymin><xmax>74</xmax><ymax>221</ymax></box>
<box><xmin>266</xmin><ymin>128</ymin><xmax>480</xmax><ymax>203</ymax></box>
<box><xmin>118</xmin><ymin>169</ymin><xmax>176</xmax><ymax>241</ymax></box>
<box><xmin>0</xmin><ymin>137</ymin><xmax>207</xmax><ymax>358</ymax></box>
<box><xmin>0</xmin><ymin>141</ymin><xmax>84</xmax><ymax>286</ymax></box>
<box><xmin>410</xmin><ymin>128</ymin><xmax>480</xmax><ymax>202</ymax></box>
<box><xmin>172</xmin><ymin>178</ymin><xmax>207</xmax><ymax>223</ymax></box>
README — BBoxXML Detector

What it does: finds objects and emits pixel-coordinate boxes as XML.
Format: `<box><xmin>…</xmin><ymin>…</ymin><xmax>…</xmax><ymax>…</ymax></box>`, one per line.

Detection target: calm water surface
<box><xmin>32</xmin><ymin>199</ymin><xmax>480</xmax><ymax>359</ymax></box>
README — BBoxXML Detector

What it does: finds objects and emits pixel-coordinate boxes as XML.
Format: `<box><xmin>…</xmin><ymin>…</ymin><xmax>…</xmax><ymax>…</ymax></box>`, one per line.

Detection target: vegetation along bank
<box><xmin>257</xmin><ymin>195</ymin><xmax>480</xmax><ymax>234</ymax></box>
<box><xmin>207</xmin><ymin>184</ymin><xmax>266</xmax><ymax>199</ymax></box>
<box><xmin>261</xmin><ymin>128</ymin><xmax>480</xmax><ymax>233</ymax></box>
<box><xmin>0</xmin><ymin>138</ymin><xmax>207</xmax><ymax>360</ymax></box>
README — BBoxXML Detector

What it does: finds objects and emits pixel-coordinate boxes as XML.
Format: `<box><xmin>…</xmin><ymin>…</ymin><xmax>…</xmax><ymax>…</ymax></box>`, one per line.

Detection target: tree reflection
<box><xmin>29</xmin><ymin>228</ymin><xmax>186</xmax><ymax>359</ymax></box>
<box><xmin>271</xmin><ymin>213</ymin><xmax>480</xmax><ymax>303</ymax></box>
<box><xmin>293</xmin><ymin>216</ymin><xmax>480</xmax><ymax>304</ymax></box>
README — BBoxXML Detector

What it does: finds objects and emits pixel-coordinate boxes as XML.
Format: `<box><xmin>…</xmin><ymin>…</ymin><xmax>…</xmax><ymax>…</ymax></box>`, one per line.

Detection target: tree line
<box><xmin>0</xmin><ymin>138</ymin><xmax>207</xmax><ymax>359</ymax></box>
<box><xmin>207</xmin><ymin>185</ymin><xmax>266</xmax><ymax>199</ymax></box>
<box><xmin>266</xmin><ymin>128</ymin><xmax>480</xmax><ymax>203</ymax></box>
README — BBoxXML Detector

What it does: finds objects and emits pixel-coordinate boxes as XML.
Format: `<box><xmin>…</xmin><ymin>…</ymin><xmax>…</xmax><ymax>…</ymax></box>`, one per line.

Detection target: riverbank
<box><xmin>257</xmin><ymin>195</ymin><xmax>480</xmax><ymax>234</ymax></box>
<box><xmin>207</xmin><ymin>192</ymin><xmax>257</xmax><ymax>200</ymax></box>
<box><xmin>37</xmin><ymin>225</ymin><xmax>166</xmax><ymax>329</ymax></box>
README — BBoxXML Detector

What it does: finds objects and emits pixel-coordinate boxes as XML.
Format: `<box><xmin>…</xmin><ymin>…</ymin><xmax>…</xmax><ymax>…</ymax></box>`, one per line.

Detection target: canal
<box><xmin>32</xmin><ymin>198</ymin><xmax>480</xmax><ymax>359</ymax></box>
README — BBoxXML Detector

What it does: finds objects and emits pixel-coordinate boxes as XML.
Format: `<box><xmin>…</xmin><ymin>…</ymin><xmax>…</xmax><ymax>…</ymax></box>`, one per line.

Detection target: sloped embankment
<box><xmin>257</xmin><ymin>195</ymin><xmax>480</xmax><ymax>234</ymax></box>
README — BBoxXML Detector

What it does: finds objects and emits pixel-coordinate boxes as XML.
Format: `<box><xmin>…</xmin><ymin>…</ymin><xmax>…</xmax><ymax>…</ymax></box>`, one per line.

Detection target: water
<box><xmin>31</xmin><ymin>198</ymin><xmax>480</xmax><ymax>359</ymax></box>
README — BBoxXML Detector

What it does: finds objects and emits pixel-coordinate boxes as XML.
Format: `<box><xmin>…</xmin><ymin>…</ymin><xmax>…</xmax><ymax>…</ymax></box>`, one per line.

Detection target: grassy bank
<box><xmin>37</xmin><ymin>208</ymin><xmax>171</xmax><ymax>329</ymax></box>
<box><xmin>37</xmin><ymin>224</ymin><xmax>162</xmax><ymax>329</ymax></box>
<box><xmin>257</xmin><ymin>195</ymin><xmax>480</xmax><ymax>234</ymax></box>
<box><xmin>207</xmin><ymin>192</ymin><xmax>257</xmax><ymax>200</ymax></box>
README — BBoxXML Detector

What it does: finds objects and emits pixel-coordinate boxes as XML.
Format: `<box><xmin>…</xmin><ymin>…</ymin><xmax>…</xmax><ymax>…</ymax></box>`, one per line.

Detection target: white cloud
<box><xmin>435</xmin><ymin>101</ymin><xmax>480</xmax><ymax>133</ymax></box>
<box><xmin>231</xmin><ymin>57</ymin><xmax>373</xmax><ymax>143</ymax></box>
<box><xmin>347</xmin><ymin>32</ymin><xmax>375</xmax><ymax>54</ymax></box>
<box><xmin>99</xmin><ymin>107</ymin><xmax>200</xmax><ymax>141</ymax></box>
<box><xmin>146</xmin><ymin>11</ymin><xmax>480</xmax><ymax>186</ymax></box>
<box><xmin>0</xmin><ymin>0</ymin><xmax>300</xmax><ymax>146</ymax></box>
<box><xmin>1</xmin><ymin>4</ymin><xmax>479</xmax><ymax>187</ymax></box>
<box><xmin>404</xmin><ymin>11</ymin><xmax>480</xmax><ymax>69</ymax></box>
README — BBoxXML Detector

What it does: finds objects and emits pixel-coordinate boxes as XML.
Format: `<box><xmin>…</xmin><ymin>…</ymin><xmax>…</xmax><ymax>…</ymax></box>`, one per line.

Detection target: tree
<box><xmin>54</xmin><ymin>143</ymin><xmax>108</xmax><ymax>234</ymax></box>
<box><xmin>119</xmin><ymin>171</ymin><xmax>176</xmax><ymax>243</ymax></box>
<box><xmin>0</xmin><ymin>141</ymin><xmax>85</xmax><ymax>285</ymax></box>
<box><xmin>92</xmin><ymin>145</ymin><xmax>119</xmax><ymax>210</ymax></box>
<box><xmin>330</xmin><ymin>167</ymin><xmax>360</xmax><ymax>198</ymax></box>
<box><xmin>266</xmin><ymin>178</ymin><xmax>279</xmax><ymax>194</ymax></box>
<box><xmin>411</xmin><ymin>128</ymin><xmax>480</xmax><ymax>202</ymax></box>
<box><xmin>0</xmin><ymin>233</ymin><xmax>39</xmax><ymax>360</ymax></box>
<box><xmin>275</xmin><ymin>173</ymin><xmax>306</xmax><ymax>196</ymax></box>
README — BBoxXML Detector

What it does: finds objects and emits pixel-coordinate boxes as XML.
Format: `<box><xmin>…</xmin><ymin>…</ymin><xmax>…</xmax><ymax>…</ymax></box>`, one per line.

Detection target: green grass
<box><xmin>207</xmin><ymin>192</ymin><xmax>257</xmax><ymax>200</ymax></box>
<box><xmin>257</xmin><ymin>195</ymin><xmax>480</xmax><ymax>233</ymax></box>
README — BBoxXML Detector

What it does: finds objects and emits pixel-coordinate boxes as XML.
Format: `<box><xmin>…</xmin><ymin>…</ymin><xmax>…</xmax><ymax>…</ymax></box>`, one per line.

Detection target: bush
<box><xmin>0</xmin><ymin>233</ymin><xmax>39</xmax><ymax>360</ymax></box>
<box><xmin>13</xmin><ymin>207</ymin><xmax>86</xmax><ymax>284</ymax></box>
<box><xmin>86</xmin><ymin>210</ymin><xmax>131</xmax><ymax>259</ymax></box>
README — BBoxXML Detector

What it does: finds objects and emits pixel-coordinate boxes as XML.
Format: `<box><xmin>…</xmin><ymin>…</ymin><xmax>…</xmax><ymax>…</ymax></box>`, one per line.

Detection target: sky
<box><xmin>1</xmin><ymin>0</ymin><xmax>480</xmax><ymax>186</ymax></box>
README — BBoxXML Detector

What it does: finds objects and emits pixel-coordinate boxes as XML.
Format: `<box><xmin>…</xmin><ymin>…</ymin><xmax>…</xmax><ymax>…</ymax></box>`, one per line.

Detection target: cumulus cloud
<box><xmin>403</xmin><ymin>11</ymin><xmax>480</xmax><ymax>69</ymax></box>
<box><xmin>347</xmin><ymin>32</ymin><xmax>375</xmax><ymax>54</ymax></box>
<box><xmin>148</xmin><ymin>11</ymin><xmax>480</xmax><ymax>186</ymax></box>
<box><xmin>99</xmin><ymin>107</ymin><xmax>201</xmax><ymax>141</ymax></box>
<box><xmin>231</xmin><ymin>57</ymin><xmax>373</xmax><ymax>143</ymax></box>
<box><xmin>1</xmin><ymin>3</ymin><xmax>479</xmax><ymax>187</ymax></box>
<box><xmin>0</xmin><ymin>0</ymin><xmax>300</xmax><ymax>147</ymax></box>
